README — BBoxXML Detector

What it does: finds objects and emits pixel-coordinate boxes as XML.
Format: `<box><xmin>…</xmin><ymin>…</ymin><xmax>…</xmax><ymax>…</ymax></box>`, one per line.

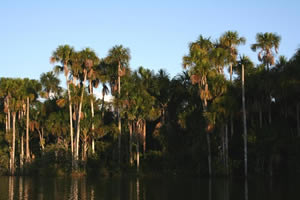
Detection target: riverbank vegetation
<box><xmin>1</xmin><ymin>31</ymin><xmax>300</xmax><ymax>177</ymax></box>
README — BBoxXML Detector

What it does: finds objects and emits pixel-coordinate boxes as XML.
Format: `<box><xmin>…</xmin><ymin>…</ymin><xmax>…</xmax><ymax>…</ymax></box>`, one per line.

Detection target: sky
<box><xmin>1</xmin><ymin>0</ymin><xmax>300</xmax><ymax>81</ymax></box>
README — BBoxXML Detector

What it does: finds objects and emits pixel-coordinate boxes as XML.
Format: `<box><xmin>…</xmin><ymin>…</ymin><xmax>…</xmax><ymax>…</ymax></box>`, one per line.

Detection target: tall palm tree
<box><xmin>74</xmin><ymin>48</ymin><xmax>99</xmax><ymax>160</ymax></box>
<box><xmin>241</xmin><ymin>63</ymin><xmax>248</xmax><ymax>177</ymax></box>
<box><xmin>220</xmin><ymin>31</ymin><xmax>246</xmax><ymax>142</ymax></box>
<box><xmin>183</xmin><ymin>35</ymin><xmax>214</xmax><ymax>176</ymax></box>
<box><xmin>51</xmin><ymin>45</ymin><xmax>75</xmax><ymax>155</ymax></box>
<box><xmin>251</xmin><ymin>32</ymin><xmax>281</xmax><ymax>71</ymax></box>
<box><xmin>220</xmin><ymin>31</ymin><xmax>246</xmax><ymax>81</ymax></box>
<box><xmin>23</xmin><ymin>78</ymin><xmax>41</xmax><ymax>163</ymax></box>
<box><xmin>121</xmin><ymin>67</ymin><xmax>158</xmax><ymax>171</ymax></box>
<box><xmin>235</xmin><ymin>55</ymin><xmax>254</xmax><ymax>177</ymax></box>
<box><xmin>251</xmin><ymin>32</ymin><xmax>281</xmax><ymax>124</ymax></box>
<box><xmin>7</xmin><ymin>78</ymin><xmax>23</xmax><ymax>174</ymax></box>
<box><xmin>106</xmin><ymin>45</ymin><xmax>130</xmax><ymax>164</ymax></box>
<box><xmin>87</xmin><ymin>58</ymin><xmax>104</xmax><ymax>154</ymax></box>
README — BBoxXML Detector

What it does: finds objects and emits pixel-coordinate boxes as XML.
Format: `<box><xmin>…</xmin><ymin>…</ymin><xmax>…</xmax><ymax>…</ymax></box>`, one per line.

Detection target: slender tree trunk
<box><xmin>82</xmin><ymin>134</ymin><xmax>87</xmax><ymax>161</ymax></box>
<box><xmin>75</xmin><ymin>71</ymin><xmax>87</xmax><ymax>161</ymax></box>
<box><xmin>136</xmin><ymin>124</ymin><xmax>140</xmax><ymax>173</ymax></box>
<box><xmin>118</xmin><ymin>61</ymin><xmax>122</xmax><ymax>165</ymax></box>
<box><xmin>225</xmin><ymin>124</ymin><xmax>229</xmax><ymax>175</ymax></box>
<box><xmin>26</xmin><ymin>97</ymin><xmax>30</xmax><ymax>163</ymax></box>
<box><xmin>129</xmin><ymin>121</ymin><xmax>133</xmax><ymax>165</ymax></box>
<box><xmin>143</xmin><ymin>120</ymin><xmax>146</xmax><ymax>154</ymax></box>
<box><xmin>5</xmin><ymin>114</ymin><xmax>8</xmax><ymax>132</ymax></box>
<box><xmin>230</xmin><ymin>115</ymin><xmax>234</xmax><ymax>137</ymax></box>
<box><xmin>297</xmin><ymin>103</ymin><xmax>300</xmax><ymax>137</ymax></box>
<box><xmin>90</xmin><ymin>83</ymin><xmax>95</xmax><ymax>154</ymax></box>
<box><xmin>230</xmin><ymin>63</ymin><xmax>233</xmax><ymax>82</ymax></box>
<box><xmin>206</xmin><ymin>132</ymin><xmax>212</xmax><ymax>176</ymax></box>
<box><xmin>259</xmin><ymin>106</ymin><xmax>262</xmax><ymax>128</ymax></box>
<box><xmin>11</xmin><ymin>112</ymin><xmax>16</xmax><ymax>175</ymax></box>
<box><xmin>38</xmin><ymin>129</ymin><xmax>45</xmax><ymax>150</ymax></box>
<box><xmin>66</xmin><ymin>74</ymin><xmax>74</xmax><ymax>156</ymax></box>
<box><xmin>20</xmin><ymin>134</ymin><xmax>24</xmax><ymax>172</ymax></box>
<box><xmin>8</xmin><ymin>98</ymin><xmax>11</xmax><ymax>131</ymax></box>
<box><xmin>221</xmin><ymin>126</ymin><xmax>225</xmax><ymax>165</ymax></box>
<box><xmin>242</xmin><ymin>64</ymin><xmax>248</xmax><ymax>177</ymax></box>
<box><xmin>268</xmin><ymin>103</ymin><xmax>272</xmax><ymax>125</ymax></box>
<box><xmin>202</xmin><ymin>83</ymin><xmax>212</xmax><ymax>176</ymax></box>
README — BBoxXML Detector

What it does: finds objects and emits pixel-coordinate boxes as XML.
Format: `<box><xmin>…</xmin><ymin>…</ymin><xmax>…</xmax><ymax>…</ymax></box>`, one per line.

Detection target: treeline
<box><xmin>0</xmin><ymin>31</ymin><xmax>300</xmax><ymax>177</ymax></box>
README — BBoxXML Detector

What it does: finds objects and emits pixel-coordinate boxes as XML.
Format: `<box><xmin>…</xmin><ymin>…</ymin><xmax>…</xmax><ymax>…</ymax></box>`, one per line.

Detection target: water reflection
<box><xmin>245</xmin><ymin>179</ymin><xmax>248</xmax><ymax>200</ymax></box>
<box><xmin>9</xmin><ymin>176</ymin><xmax>14</xmax><ymax>200</ymax></box>
<box><xmin>1</xmin><ymin>175</ymin><xmax>299</xmax><ymax>200</ymax></box>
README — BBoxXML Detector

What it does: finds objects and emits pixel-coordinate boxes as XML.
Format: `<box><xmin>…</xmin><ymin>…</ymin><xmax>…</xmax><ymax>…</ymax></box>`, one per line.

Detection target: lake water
<box><xmin>0</xmin><ymin>176</ymin><xmax>299</xmax><ymax>200</ymax></box>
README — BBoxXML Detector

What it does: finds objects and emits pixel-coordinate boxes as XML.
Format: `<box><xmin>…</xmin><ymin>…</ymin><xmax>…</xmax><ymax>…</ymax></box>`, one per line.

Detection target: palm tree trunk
<box><xmin>242</xmin><ymin>64</ymin><xmax>248</xmax><ymax>177</ymax></box>
<box><xmin>230</xmin><ymin>116</ymin><xmax>234</xmax><ymax>137</ymax></box>
<box><xmin>8</xmin><ymin>98</ymin><xmax>11</xmax><ymax>131</ymax></box>
<box><xmin>221</xmin><ymin>126</ymin><xmax>225</xmax><ymax>165</ymax></box>
<box><xmin>143</xmin><ymin>120</ymin><xmax>146</xmax><ymax>154</ymax></box>
<box><xmin>89</xmin><ymin>83</ymin><xmax>95</xmax><ymax>154</ymax></box>
<box><xmin>206</xmin><ymin>132</ymin><xmax>212</xmax><ymax>176</ymax></box>
<box><xmin>230</xmin><ymin>63</ymin><xmax>233</xmax><ymax>82</ymax></box>
<box><xmin>118</xmin><ymin>61</ymin><xmax>122</xmax><ymax>165</ymax></box>
<box><xmin>20</xmin><ymin>134</ymin><xmax>24</xmax><ymax>172</ymax></box>
<box><xmin>5</xmin><ymin>114</ymin><xmax>8</xmax><ymax>132</ymax></box>
<box><xmin>75</xmin><ymin>71</ymin><xmax>87</xmax><ymax>161</ymax></box>
<box><xmin>201</xmin><ymin>83</ymin><xmax>212</xmax><ymax>176</ymax></box>
<box><xmin>83</xmin><ymin>134</ymin><xmax>87</xmax><ymax>161</ymax></box>
<box><xmin>38</xmin><ymin>129</ymin><xmax>45</xmax><ymax>150</ymax></box>
<box><xmin>225</xmin><ymin>123</ymin><xmax>229</xmax><ymax>175</ymax></box>
<box><xmin>26</xmin><ymin>97</ymin><xmax>30</xmax><ymax>163</ymax></box>
<box><xmin>297</xmin><ymin>103</ymin><xmax>300</xmax><ymax>137</ymax></box>
<box><xmin>129</xmin><ymin>121</ymin><xmax>133</xmax><ymax>165</ymax></box>
<box><xmin>136</xmin><ymin>122</ymin><xmax>140</xmax><ymax>173</ymax></box>
<box><xmin>259</xmin><ymin>106</ymin><xmax>262</xmax><ymax>128</ymax></box>
<box><xmin>11</xmin><ymin>112</ymin><xmax>16</xmax><ymax>175</ymax></box>
<box><xmin>268</xmin><ymin>103</ymin><xmax>272</xmax><ymax>124</ymax></box>
<box><xmin>66</xmin><ymin>74</ymin><xmax>74</xmax><ymax>156</ymax></box>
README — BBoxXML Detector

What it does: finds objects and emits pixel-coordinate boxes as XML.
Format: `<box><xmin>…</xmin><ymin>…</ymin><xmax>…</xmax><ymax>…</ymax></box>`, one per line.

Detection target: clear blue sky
<box><xmin>1</xmin><ymin>0</ymin><xmax>300</xmax><ymax>80</ymax></box>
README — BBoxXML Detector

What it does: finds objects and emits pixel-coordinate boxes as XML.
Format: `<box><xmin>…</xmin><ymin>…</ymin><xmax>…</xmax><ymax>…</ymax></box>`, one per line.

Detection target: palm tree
<box><xmin>241</xmin><ymin>63</ymin><xmax>248</xmax><ymax>177</ymax></box>
<box><xmin>51</xmin><ymin>45</ymin><xmax>75</xmax><ymax>156</ymax></box>
<box><xmin>7</xmin><ymin>78</ymin><xmax>24</xmax><ymax>174</ymax></box>
<box><xmin>23</xmin><ymin>78</ymin><xmax>41</xmax><ymax>163</ymax></box>
<box><xmin>251</xmin><ymin>32</ymin><xmax>281</xmax><ymax>124</ymax></box>
<box><xmin>121</xmin><ymin>67</ymin><xmax>158</xmax><ymax>171</ymax></box>
<box><xmin>220</xmin><ymin>31</ymin><xmax>246</xmax><ymax>81</ymax></box>
<box><xmin>251</xmin><ymin>32</ymin><xmax>281</xmax><ymax>71</ymax></box>
<box><xmin>106</xmin><ymin>45</ymin><xmax>130</xmax><ymax>164</ymax></box>
<box><xmin>86</xmin><ymin>58</ymin><xmax>104</xmax><ymax>154</ymax></box>
<box><xmin>40</xmin><ymin>71</ymin><xmax>61</xmax><ymax>99</ymax></box>
<box><xmin>74</xmin><ymin>48</ymin><xmax>99</xmax><ymax>161</ymax></box>
<box><xmin>220</xmin><ymin>31</ymin><xmax>246</xmax><ymax>141</ymax></box>
<box><xmin>235</xmin><ymin>55</ymin><xmax>254</xmax><ymax>177</ymax></box>
<box><xmin>183</xmin><ymin>35</ymin><xmax>214</xmax><ymax>176</ymax></box>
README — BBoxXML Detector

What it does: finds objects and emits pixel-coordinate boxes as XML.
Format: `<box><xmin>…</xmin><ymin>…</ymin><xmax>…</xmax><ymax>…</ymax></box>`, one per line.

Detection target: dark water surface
<box><xmin>0</xmin><ymin>176</ymin><xmax>299</xmax><ymax>200</ymax></box>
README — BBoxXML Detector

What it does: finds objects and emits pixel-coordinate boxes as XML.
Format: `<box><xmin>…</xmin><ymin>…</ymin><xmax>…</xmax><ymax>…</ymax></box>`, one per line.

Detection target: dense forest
<box><xmin>1</xmin><ymin>31</ymin><xmax>300</xmax><ymax>177</ymax></box>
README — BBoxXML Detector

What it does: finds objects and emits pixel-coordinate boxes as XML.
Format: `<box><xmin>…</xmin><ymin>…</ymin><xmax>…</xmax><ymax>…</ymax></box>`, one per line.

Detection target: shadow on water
<box><xmin>0</xmin><ymin>175</ymin><xmax>299</xmax><ymax>200</ymax></box>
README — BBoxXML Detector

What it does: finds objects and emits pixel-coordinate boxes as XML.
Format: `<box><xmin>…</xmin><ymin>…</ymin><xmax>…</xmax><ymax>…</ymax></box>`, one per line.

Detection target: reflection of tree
<box><xmin>8</xmin><ymin>176</ymin><xmax>14</xmax><ymax>200</ymax></box>
<box><xmin>245</xmin><ymin>179</ymin><xmax>248</xmax><ymax>200</ymax></box>
<box><xmin>136</xmin><ymin>178</ymin><xmax>140</xmax><ymax>200</ymax></box>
